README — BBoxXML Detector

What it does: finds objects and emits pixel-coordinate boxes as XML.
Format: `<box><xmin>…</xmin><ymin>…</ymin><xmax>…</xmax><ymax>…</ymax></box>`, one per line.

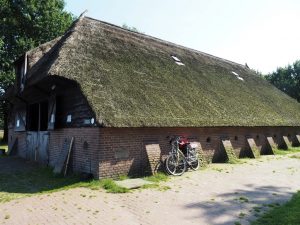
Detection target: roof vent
<box><xmin>231</xmin><ymin>71</ymin><xmax>244</xmax><ymax>81</ymax></box>
<box><xmin>171</xmin><ymin>55</ymin><xmax>185</xmax><ymax>66</ymax></box>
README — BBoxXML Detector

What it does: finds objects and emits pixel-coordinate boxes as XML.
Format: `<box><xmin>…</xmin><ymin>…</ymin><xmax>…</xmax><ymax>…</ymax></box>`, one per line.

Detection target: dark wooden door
<box><xmin>26</xmin><ymin>131</ymin><xmax>49</xmax><ymax>164</ymax></box>
<box><xmin>26</xmin><ymin>132</ymin><xmax>37</xmax><ymax>160</ymax></box>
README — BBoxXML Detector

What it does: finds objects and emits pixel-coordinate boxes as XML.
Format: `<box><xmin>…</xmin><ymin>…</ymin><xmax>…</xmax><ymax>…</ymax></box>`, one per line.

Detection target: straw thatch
<box><xmin>23</xmin><ymin>17</ymin><xmax>300</xmax><ymax>127</ymax></box>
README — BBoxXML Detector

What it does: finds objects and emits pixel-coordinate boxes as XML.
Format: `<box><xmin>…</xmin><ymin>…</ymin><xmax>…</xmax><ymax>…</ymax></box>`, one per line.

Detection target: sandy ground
<box><xmin>1</xmin><ymin>154</ymin><xmax>300</xmax><ymax>225</ymax></box>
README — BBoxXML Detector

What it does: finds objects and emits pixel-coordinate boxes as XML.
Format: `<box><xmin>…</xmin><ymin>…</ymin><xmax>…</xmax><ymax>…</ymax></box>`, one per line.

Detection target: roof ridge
<box><xmin>46</xmin><ymin>16</ymin><xmax>85</xmax><ymax>74</ymax></box>
<box><xmin>26</xmin><ymin>36</ymin><xmax>62</xmax><ymax>55</ymax></box>
<box><xmin>84</xmin><ymin>16</ymin><xmax>247</xmax><ymax>70</ymax></box>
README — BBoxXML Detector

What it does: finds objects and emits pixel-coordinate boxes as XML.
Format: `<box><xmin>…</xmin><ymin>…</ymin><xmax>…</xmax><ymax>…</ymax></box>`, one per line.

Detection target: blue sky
<box><xmin>65</xmin><ymin>0</ymin><xmax>300</xmax><ymax>74</ymax></box>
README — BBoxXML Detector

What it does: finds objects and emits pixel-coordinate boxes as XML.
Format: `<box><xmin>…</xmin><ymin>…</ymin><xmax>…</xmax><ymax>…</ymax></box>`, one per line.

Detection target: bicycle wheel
<box><xmin>190</xmin><ymin>158</ymin><xmax>200</xmax><ymax>171</ymax></box>
<box><xmin>188</xmin><ymin>148</ymin><xmax>200</xmax><ymax>171</ymax></box>
<box><xmin>165</xmin><ymin>151</ymin><xmax>186</xmax><ymax>176</ymax></box>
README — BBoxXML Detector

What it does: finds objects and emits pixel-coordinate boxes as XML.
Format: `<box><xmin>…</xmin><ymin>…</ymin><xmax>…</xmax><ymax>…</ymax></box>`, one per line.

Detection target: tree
<box><xmin>265</xmin><ymin>60</ymin><xmax>300</xmax><ymax>102</ymax></box>
<box><xmin>122</xmin><ymin>23</ymin><xmax>144</xmax><ymax>34</ymax></box>
<box><xmin>0</xmin><ymin>0</ymin><xmax>74</xmax><ymax>142</ymax></box>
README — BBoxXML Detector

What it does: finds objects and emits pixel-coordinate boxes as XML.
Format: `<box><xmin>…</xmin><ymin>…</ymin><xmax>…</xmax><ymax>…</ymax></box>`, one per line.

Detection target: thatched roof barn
<box><xmin>6</xmin><ymin>16</ymin><xmax>300</xmax><ymax>178</ymax></box>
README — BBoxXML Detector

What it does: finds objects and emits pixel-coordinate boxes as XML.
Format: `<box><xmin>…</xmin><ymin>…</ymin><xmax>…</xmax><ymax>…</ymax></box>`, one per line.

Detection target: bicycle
<box><xmin>165</xmin><ymin>136</ymin><xmax>200</xmax><ymax>176</ymax></box>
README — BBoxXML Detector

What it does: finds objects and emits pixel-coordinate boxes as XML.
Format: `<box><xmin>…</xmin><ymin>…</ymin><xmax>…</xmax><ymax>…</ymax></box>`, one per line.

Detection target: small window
<box><xmin>171</xmin><ymin>55</ymin><xmax>185</xmax><ymax>66</ymax></box>
<box><xmin>27</xmin><ymin>101</ymin><xmax>48</xmax><ymax>131</ymax></box>
<box><xmin>66</xmin><ymin>115</ymin><xmax>72</xmax><ymax>123</ymax></box>
<box><xmin>206</xmin><ymin>137</ymin><xmax>211</xmax><ymax>143</ymax></box>
<box><xmin>27</xmin><ymin>103</ymin><xmax>39</xmax><ymax>131</ymax></box>
<box><xmin>16</xmin><ymin>119</ymin><xmax>20</xmax><ymax>127</ymax></box>
<box><xmin>14</xmin><ymin>110</ymin><xmax>26</xmax><ymax>131</ymax></box>
<box><xmin>50</xmin><ymin>114</ymin><xmax>55</xmax><ymax>123</ymax></box>
<box><xmin>234</xmin><ymin>136</ymin><xmax>238</xmax><ymax>141</ymax></box>
<box><xmin>83</xmin><ymin>118</ymin><xmax>95</xmax><ymax>125</ymax></box>
<box><xmin>83</xmin><ymin>119</ymin><xmax>91</xmax><ymax>125</ymax></box>
<box><xmin>256</xmin><ymin>135</ymin><xmax>259</xmax><ymax>139</ymax></box>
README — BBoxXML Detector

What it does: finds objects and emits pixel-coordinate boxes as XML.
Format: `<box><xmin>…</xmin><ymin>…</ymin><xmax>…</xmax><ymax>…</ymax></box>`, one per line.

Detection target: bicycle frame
<box><xmin>169</xmin><ymin>136</ymin><xmax>197</xmax><ymax>164</ymax></box>
<box><xmin>165</xmin><ymin>135</ymin><xmax>200</xmax><ymax>176</ymax></box>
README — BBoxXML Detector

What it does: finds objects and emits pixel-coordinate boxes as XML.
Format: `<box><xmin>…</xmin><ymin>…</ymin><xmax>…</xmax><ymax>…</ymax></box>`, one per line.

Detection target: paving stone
<box><xmin>115</xmin><ymin>178</ymin><xmax>153</xmax><ymax>189</ymax></box>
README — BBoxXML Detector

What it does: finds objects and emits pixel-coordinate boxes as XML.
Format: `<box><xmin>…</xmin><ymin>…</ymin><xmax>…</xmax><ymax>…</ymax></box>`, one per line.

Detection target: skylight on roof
<box><xmin>231</xmin><ymin>71</ymin><xmax>244</xmax><ymax>81</ymax></box>
<box><xmin>171</xmin><ymin>55</ymin><xmax>185</xmax><ymax>66</ymax></box>
<box><xmin>171</xmin><ymin>56</ymin><xmax>181</xmax><ymax>62</ymax></box>
<box><xmin>175</xmin><ymin>61</ymin><xmax>185</xmax><ymax>66</ymax></box>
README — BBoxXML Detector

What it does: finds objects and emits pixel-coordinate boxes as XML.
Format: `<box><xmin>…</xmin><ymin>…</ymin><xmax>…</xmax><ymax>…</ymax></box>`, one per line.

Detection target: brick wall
<box><xmin>8</xmin><ymin>126</ymin><xmax>300</xmax><ymax>179</ymax></box>
<box><xmin>48</xmin><ymin>128</ymin><xmax>100</xmax><ymax>177</ymax></box>
<box><xmin>98</xmin><ymin>126</ymin><xmax>300</xmax><ymax>178</ymax></box>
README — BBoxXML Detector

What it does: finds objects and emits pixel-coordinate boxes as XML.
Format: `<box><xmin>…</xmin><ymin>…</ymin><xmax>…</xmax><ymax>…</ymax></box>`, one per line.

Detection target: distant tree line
<box><xmin>265</xmin><ymin>60</ymin><xmax>300</xmax><ymax>102</ymax></box>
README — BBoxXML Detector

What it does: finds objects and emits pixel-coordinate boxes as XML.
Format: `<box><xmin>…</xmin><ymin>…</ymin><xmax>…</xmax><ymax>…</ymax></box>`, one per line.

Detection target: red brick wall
<box><xmin>8</xmin><ymin>126</ymin><xmax>300</xmax><ymax>179</ymax></box>
<box><xmin>48</xmin><ymin>128</ymin><xmax>100</xmax><ymax>177</ymax></box>
<box><xmin>98</xmin><ymin>126</ymin><xmax>300</xmax><ymax>178</ymax></box>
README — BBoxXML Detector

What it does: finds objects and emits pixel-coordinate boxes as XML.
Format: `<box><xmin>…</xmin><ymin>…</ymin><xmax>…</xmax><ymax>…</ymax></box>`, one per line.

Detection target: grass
<box><xmin>273</xmin><ymin>147</ymin><xmax>300</xmax><ymax>155</ymax></box>
<box><xmin>290</xmin><ymin>155</ymin><xmax>300</xmax><ymax>159</ymax></box>
<box><xmin>238</xmin><ymin>212</ymin><xmax>246</xmax><ymax>218</ymax></box>
<box><xmin>238</xmin><ymin>196</ymin><xmax>249</xmax><ymax>203</ymax></box>
<box><xmin>118</xmin><ymin>175</ymin><xmax>129</xmax><ymax>181</ymax></box>
<box><xmin>252</xmin><ymin>191</ymin><xmax>300</xmax><ymax>225</ymax></box>
<box><xmin>97</xmin><ymin>179</ymin><xmax>128</xmax><ymax>193</ymax></box>
<box><xmin>144</xmin><ymin>172</ymin><xmax>169</xmax><ymax>183</ymax></box>
<box><xmin>0</xmin><ymin>144</ymin><xmax>8</xmax><ymax>152</ymax></box>
<box><xmin>4</xmin><ymin>214</ymin><xmax>10</xmax><ymax>220</ymax></box>
<box><xmin>0</xmin><ymin>166</ymin><xmax>128</xmax><ymax>203</ymax></box>
<box><xmin>142</xmin><ymin>172</ymin><xmax>170</xmax><ymax>191</ymax></box>
<box><xmin>0</xmin><ymin>159</ymin><xmax>169</xmax><ymax>203</ymax></box>
<box><xmin>0</xmin><ymin>140</ymin><xmax>8</xmax><ymax>157</ymax></box>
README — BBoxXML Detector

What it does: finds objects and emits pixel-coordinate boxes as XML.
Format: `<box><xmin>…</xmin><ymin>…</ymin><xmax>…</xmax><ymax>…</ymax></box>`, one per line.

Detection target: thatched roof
<box><xmin>23</xmin><ymin>16</ymin><xmax>300</xmax><ymax>127</ymax></box>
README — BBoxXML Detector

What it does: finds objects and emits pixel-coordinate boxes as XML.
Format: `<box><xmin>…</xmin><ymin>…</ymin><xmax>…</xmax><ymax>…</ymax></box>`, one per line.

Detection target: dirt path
<box><xmin>1</xmin><ymin>154</ymin><xmax>300</xmax><ymax>225</ymax></box>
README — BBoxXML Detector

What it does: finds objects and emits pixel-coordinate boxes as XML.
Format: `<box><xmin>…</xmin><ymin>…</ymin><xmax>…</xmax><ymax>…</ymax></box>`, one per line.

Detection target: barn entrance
<box><xmin>26</xmin><ymin>101</ymin><xmax>50</xmax><ymax>164</ymax></box>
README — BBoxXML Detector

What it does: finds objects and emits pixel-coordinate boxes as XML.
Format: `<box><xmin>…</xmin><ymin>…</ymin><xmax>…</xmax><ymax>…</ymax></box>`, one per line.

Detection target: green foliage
<box><xmin>144</xmin><ymin>172</ymin><xmax>169</xmax><ymax>183</ymax></box>
<box><xmin>0</xmin><ymin>0</ymin><xmax>74</xmax><ymax>130</ymax></box>
<box><xmin>98</xmin><ymin>179</ymin><xmax>129</xmax><ymax>193</ymax></box>
<box><xmin>273</xmin><ymin>147</ymin><xmax>300</xmax><ymax>155</ymax></box>
<box><xmin>0</xmin><ymin>166</ymin><xmax>82</xmax><ymax>202</ymax></box>
<box><xmin>0</xmin><ymin>165</ymin><xmax>129</xmax><ymax>203</ymax></box>
<box><xmin>118</xmin><ymin>174</ymin><xmax>129</xmax><ymax>181</ymax></box>
<box><xmin>252</xmin><ymin>191</ymin><xmax>300</xmax><ymax>225</ymax></box>
<box><xmin>122</xmin><ymin>23</ymin><xmax>144</xmax><ymax>33</ymax></box>
<box><xmin>223</xmin><ymin>144</ymin><xmax>240</xmax><ymax>164</ymax></box>
<box><xmin>0</xmin><ymin>0</ymin><xmax>74</xmax><ymax>86</ymax></box>
<box><xmin>265</xmin><ymin>60</ymin><xmax>300</xmax><ymax>102</ymax></box>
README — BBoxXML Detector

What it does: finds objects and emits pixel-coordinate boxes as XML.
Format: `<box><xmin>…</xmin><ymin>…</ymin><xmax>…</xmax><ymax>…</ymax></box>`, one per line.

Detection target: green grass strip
<box><xmin>252</xmin><ymin>191</ymin><xmax>300</xmax><ymax>225</ymax></box>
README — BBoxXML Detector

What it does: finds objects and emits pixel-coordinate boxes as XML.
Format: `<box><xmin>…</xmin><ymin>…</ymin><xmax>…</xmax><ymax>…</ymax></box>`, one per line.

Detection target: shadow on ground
<box><xmin>0</xmin><ymin>156</ymin><xmax>82</xmax><ymax>197</ymax></box>
<box><xmin>185</xmin><ymin>184</ymin><xmax>293</xmax><ymax>225</ymax></box>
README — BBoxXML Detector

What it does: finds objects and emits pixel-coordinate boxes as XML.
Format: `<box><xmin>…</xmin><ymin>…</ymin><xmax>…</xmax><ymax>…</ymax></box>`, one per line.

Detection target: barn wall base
<box><xmin>8</xmin><ymin>126</ymin><xmax>300</xmax><ymax>179</ymax></box>
<box><xmin>98</xmin><ymin>126</ymin><xmax>300</xmax><ymax>178</ymax></box>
